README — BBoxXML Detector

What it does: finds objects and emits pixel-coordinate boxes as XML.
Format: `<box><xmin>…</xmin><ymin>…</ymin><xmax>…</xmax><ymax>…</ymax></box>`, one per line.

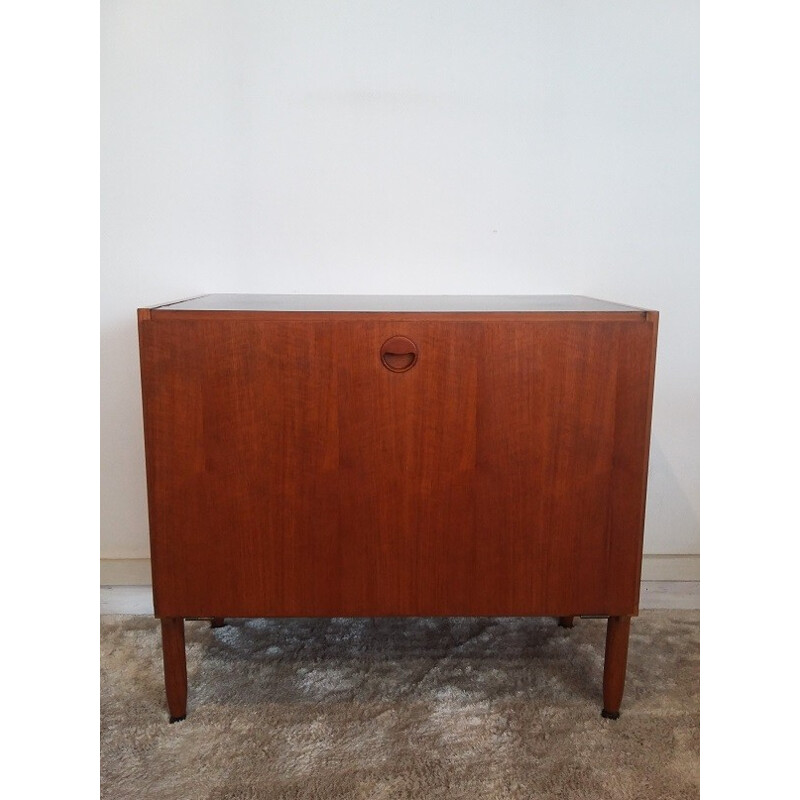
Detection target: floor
<box><xmin>100</xmin><ymin>581</ymin><xmax>699</xmax><ymax>614</ymax></box>
<box><xmin>101</xmin><ymin>609</ymin><xmax>700</xmax><ymax>799</ymax></box>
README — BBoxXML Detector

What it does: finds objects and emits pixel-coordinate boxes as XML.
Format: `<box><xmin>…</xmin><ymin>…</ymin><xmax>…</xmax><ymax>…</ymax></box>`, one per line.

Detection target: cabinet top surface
<box><xmin>148</xmin><ymin>294</ymin><xmax>649</xmax><ymax>313</ymax></box>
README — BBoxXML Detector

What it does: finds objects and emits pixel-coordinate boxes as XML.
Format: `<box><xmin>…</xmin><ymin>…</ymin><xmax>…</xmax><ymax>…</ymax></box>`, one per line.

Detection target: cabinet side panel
<box><xmin>138</xmin><ymin>317</ymin><xmax>166</xmax><ymax>615</ymax></box>
<box><xmin>605</xmin><ymin>315</ymin><xmax>659</xmax><ymax>613</ymax></box>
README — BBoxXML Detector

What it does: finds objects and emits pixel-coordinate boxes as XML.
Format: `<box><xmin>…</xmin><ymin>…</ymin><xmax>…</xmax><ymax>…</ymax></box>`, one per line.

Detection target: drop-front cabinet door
<box><xmin>139</xmin><ymin>313</ymin><xmax>656</xmax><ymax>619</ymax></box>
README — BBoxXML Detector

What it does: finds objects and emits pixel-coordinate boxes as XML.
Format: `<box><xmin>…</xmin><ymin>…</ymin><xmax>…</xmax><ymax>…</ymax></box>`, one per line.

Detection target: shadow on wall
<box><xmin>101</xmin><ymin>314</ymin><xmax>151</xmax><ymax>556</ymax></box>
<box><xmin>645</xmin><ymin>439</ymin><xmax>699</xmax><ymax>555</ymax></box>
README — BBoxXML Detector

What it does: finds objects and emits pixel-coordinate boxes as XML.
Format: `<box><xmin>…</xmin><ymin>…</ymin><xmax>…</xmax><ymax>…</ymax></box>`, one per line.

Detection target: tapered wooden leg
<box><xmin>210</xmin><ymin>617</ymin><xmax>225</xmax><ymax>628</ymax></box>
<box><xmin>602</xmin><ymin>615</ymin><xmax>631</xmax><ymax>719</ymax></box>
<box><xmin>160</xmin><ymin>617</ymin><xmax>187</xmax><ymax>723</ymax></box>
<box><xmin>557</xmin><ymin>616</ymin><xmax>575</xmax><ymax>628</ymax></box>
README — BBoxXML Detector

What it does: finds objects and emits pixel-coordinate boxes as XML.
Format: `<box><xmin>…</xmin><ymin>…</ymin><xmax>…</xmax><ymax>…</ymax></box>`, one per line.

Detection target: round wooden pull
<box><xmin>380</xmin><ymin>336</ymin><xmax>418</xmax><ymax>372</ymax></box>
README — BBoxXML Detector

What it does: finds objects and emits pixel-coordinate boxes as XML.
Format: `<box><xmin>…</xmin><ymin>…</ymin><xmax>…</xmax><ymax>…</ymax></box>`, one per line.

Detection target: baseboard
<box><xmin>639</xmin><ymin>555</ymin><xmax>699</xmax><ymax>581</ymax></box>
<box><xmin>101</xmin><ymin>559</ymin><xmax>152</xmax><ymax>585</ymax></box>
<box><xmin>101</xmin><ymin>554</ymin><xmax>699</xmax><ymax>587</ymax></box>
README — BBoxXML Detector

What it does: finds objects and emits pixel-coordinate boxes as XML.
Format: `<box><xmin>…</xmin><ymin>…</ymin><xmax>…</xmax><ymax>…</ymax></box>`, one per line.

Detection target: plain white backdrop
<box><xmin>2</xmin><ymin>0</ymin><xmax>800</xmax><ymax>796</ymax></box>
<box><xmin>101</xmin><ymin>0</ymin><xmax>699</xmax><ymax>561</ymax></box>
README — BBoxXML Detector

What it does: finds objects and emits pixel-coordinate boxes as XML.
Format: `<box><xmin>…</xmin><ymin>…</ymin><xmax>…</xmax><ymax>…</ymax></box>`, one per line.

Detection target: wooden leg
<box><xmin>557</xmin><ymin>616</ymin><xmax>575</xmax><ymax>628</ymax></box>
<box><xmin>160</xmin><ymin>617</ymin><xmax>187</xmax><ymax>723</ymax></box>
<box><xmin>210</xmin><ymin>617</ymin><xmax>225</xmax><ymax>628</ymax></box>
<box><xmin>602</xmin><ymin>615</ymin><xmax>631</xmax><ymax>719</ymax></box>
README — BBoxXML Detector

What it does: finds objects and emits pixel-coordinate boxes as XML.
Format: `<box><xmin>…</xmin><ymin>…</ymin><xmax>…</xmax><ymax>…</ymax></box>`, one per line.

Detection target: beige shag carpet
<box><xmin>101</xmin><ymin>611</ymin><xmax>699</xmax><ymax>799</ymax></box>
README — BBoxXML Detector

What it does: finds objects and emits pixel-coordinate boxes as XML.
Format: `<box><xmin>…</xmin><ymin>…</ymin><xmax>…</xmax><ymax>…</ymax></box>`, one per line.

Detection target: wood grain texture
<box><xmin>139</xmin><ymin>311</ymin><xmax>658</xmax><ymax>620</ymax></box>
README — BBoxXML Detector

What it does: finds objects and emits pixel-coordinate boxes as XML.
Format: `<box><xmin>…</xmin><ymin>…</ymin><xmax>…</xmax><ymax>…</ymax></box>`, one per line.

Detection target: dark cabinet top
<box><xmin>147</xmin><ymin>294</ymin><xmax>650</xmax><ymax>313</ymax></box>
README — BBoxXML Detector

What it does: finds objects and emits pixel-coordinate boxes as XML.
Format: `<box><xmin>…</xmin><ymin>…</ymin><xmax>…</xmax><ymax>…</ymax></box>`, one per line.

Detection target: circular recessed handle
<box><xmin>380</xmin><ymin>336</ymin><xmax>418</xmax><ymax>373</ymax></box>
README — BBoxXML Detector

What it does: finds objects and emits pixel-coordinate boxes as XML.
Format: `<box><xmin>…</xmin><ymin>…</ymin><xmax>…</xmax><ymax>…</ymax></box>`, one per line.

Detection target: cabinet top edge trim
<box><xmin>142</xmin><ymin>294</ymin><xmax>654</xmax><ymax>314</ymax></box>
<box><xmin>141</xmin><ymin>310</ymin><xmax>657</xmax><ymax>323</ymax></box>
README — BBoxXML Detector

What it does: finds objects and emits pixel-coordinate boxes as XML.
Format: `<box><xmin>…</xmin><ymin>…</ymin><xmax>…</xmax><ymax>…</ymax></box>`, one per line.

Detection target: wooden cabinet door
<box><xmin>140</xmin><ymin>313</ymin><xmax>655</xmax><ymax>618</ymax></box>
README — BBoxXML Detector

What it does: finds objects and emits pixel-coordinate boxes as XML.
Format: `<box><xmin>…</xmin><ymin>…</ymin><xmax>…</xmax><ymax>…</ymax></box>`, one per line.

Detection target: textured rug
<box><xmin>100</xmin><ymin>611</ymin><xmax>699</xmax><ymax>799</ymax></box>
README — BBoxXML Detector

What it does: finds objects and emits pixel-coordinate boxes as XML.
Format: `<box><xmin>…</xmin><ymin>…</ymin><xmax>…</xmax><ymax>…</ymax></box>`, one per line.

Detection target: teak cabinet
<box><xmin>138</xmin><ymin>294</ymin><xmax>658</xmax><ymax>721</ymax></box>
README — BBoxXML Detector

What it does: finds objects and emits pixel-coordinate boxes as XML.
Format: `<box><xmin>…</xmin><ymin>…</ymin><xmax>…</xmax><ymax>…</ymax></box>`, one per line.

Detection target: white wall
<box><xmin>101</xmin><ymin>0</ymin><xmax>698</xmax><ymax>563</ymax></box>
